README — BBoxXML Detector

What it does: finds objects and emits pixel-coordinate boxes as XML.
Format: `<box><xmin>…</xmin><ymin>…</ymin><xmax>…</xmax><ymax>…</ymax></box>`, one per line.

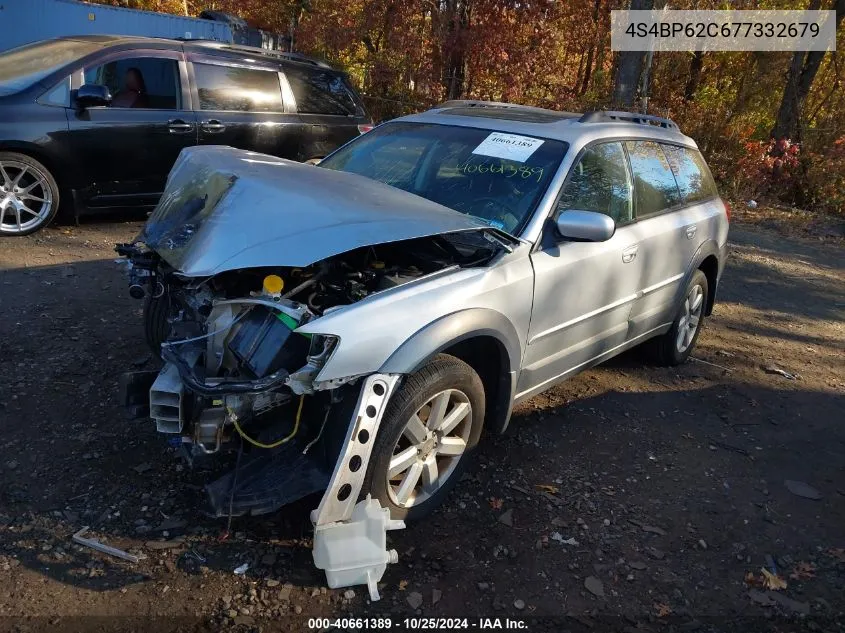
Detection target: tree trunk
<box><xmin>611</xmin><ymin>0</ymin><xmax>653</xmax><ymax>107</ymax></box>
<box><xmin>771</xmin><ymin>0</ymin><xmax>843</xmax><ymax>140</ymax></box>
<box><xmin>579</xmin><ymin>0</ymin><xmax>603</xmax><ymax>95</ymax></box>
<box><xmin>683</xmin><ymin>51</ymin><xmax>704</xmax><ymax>101</ymax></box>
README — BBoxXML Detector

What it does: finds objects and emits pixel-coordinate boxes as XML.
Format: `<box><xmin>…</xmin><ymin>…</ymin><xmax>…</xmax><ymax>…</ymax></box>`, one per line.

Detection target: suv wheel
<box><xmin>649</xmin><ymin>269</ymin><xmax>709</xmax><ymax>366</ymax></box>
<box><xmin>0</xmin><ymin>152</ymin><xmax>60</xmax><ymax>236</ymax></box>
<box><xmin>362</xmin><ymin>354</ymin><xmax>485</xmax><ymax>521</ymax></box>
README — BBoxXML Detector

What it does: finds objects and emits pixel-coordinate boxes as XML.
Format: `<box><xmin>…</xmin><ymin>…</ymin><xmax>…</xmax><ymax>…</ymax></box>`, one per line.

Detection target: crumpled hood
<box><xmin>141</xmin><ymin>145</ymin><xmax>491</xmax><ymax>277</ymax></box>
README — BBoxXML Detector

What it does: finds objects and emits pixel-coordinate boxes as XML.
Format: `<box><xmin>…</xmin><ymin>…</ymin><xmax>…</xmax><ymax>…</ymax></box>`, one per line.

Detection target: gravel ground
<box><xmin>0</xmin><ymin>215</ymin><xmax>843</xmax><ymax>632</ymax></box>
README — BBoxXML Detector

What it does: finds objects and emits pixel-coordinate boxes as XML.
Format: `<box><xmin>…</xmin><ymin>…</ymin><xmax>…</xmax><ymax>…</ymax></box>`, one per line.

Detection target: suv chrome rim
<box><xmin>387</xmin><ymin>389</ymin><xmax>472</xmax><ymax>509</ymax></box>
<box><xmin>0</xmin><ymin>161</ymin><xmax>53</xmax><ymax>235</ymax></box>
<box><xmin>676</xmin><ymin>284</ymin><xmax>704</xmax><ymax>353</ymax></box>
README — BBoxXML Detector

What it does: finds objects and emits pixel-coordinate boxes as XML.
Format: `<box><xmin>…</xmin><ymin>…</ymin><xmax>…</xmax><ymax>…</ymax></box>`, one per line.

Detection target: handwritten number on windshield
<box><xmin>456</xmin><ymin>160</ymin><xmax>544</xmax><ymax>182</ymax></box>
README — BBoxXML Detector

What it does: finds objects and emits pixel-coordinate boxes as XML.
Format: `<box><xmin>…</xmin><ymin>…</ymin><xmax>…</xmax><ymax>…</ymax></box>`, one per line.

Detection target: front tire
<box><xmin>649</xmin><ymin>269</ymin><xmax>709</xmax><ymax>366</ymax></box>
<box><xmin>362</xmin><ymin>354</ymin><xmax>485</xmax><ymax>522</ymax></box>
<box><xmin>0</xmin><ymin>152</ymin><xmax>60</xmax><ymax>236</ymax></box>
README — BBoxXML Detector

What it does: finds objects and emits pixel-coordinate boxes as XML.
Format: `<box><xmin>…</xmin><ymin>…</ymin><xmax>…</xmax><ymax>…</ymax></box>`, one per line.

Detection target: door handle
<box><xmin>685</xmin><ymin>225</ymin><xmax>698</xmax><ymax>240</ymax></box>
<box><xmin>201</xmin><ymin>119</ymin><xmax>226</xmax><ymax>133</ymax></box>
<box><xmin>167</xmin><ymin>119</ymin><xmax>193</xmax><ymax>133</ymax></box>
<box><xmin>622</xmin><ymin>245</ymin><xmax>639</xmax><ymax>264</ymax></box>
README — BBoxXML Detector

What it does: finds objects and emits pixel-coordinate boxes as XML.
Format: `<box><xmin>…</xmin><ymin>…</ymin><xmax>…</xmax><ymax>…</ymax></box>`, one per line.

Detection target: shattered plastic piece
<box><xmin>551</xmin><ymin>532</ymin><xmax>579</xmax><ymax>546</ymax></box>
<box><xmin>233</xmin><ymin>562</ymin><xmax>249</xmax><ymax>575</ymax></box>
<box><xmin>312</xmin><ymin>495</ymin><xmax>404</xmax><ymax>602</ymax></box>
<box><xmin>72</xmin><ymin>527</ymin><xmax>144</xmax><ymax>563</ymax></box>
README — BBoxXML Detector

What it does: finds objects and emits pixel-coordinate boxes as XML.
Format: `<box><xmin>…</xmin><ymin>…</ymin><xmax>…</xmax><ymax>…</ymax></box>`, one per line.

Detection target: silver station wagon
<box><xmin>119</xmin><ymin>101</ymin><xmax>729</xmax><ymax>596</ymax></box>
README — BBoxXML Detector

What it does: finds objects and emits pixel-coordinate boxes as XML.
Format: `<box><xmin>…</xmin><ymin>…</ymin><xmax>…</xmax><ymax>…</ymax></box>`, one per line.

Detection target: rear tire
<box><xmin>361</xmin><ymin>354</ymin><xmax>485</xmax><ymax>522</ymax></box>
<box><xmin>0</xmin><ymin>152</ymin><xmax>60</xmax><ymax>236</ymax></box>
<box><xmin>647</xmin><ymin>269</ymin><xmax>708</xmax><ymax>366</ymax></box>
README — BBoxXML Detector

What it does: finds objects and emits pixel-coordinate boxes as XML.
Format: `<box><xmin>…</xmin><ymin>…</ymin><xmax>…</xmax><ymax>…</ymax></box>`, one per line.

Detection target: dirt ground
<box><xmin>0</xmin><ymin>214</ymin><xmax>843</xmax><ymax>632</ymax></box>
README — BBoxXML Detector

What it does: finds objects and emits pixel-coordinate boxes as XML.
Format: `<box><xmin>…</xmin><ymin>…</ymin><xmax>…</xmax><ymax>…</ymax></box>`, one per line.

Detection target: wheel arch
<box><xmin>680</xmin><ymin>240</ymin><xmax>721</xmax><ymax>316</ymax></box>
<box><xmin>0</xmin><ymin>141</ymin><xmax>69</xmax><ymax>197</ymax></box>
<box><xmin>379</xmin><ymin>308</ymin><xmax>521</xmax><ymax>435</ymax></box>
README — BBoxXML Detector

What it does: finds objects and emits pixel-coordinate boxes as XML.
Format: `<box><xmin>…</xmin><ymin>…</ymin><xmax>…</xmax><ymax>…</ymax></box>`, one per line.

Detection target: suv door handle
<box><xmin>167</xmin><ymin>119</ymin><xmax>193</xmax><ymax>133</ymax></box>
<box><xmin>622</xmin><ymin>245</ymin><xmax>639</xmax><ymax>264</ymax></box>
<box><xmin>201</xmin><ymin>119</ymin><xmax>226</xmax><ymax>133</ymax></box>
<box><xmin>685</xmin><ymin>225</ymin><xmax>698</xmax><ymax>239</ymax></box>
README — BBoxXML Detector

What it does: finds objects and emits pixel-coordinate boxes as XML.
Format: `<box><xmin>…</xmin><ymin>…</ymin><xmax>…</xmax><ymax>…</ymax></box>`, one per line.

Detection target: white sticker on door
<box><xmin>471</xmin><ymin>132</ymin><xmax>544</xmax><ymax>163</ymax></box>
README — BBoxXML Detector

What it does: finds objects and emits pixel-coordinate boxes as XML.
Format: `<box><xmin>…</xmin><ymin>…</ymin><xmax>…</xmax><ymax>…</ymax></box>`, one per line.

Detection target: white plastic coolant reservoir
<box><xmin>312</xmin><ymin>496</ymin><xmax>405</xmax><ymax>601</ymax></box>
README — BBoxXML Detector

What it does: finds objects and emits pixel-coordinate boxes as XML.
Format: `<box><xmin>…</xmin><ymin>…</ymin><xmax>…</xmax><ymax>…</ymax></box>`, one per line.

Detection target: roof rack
<box><xmin>184</xmin><ymin>40</ymin><xmax>332</xmax><ymax>68</ymax></box>
<box><xmin>579</xmin><ymin>110</ymin><xmax>679</xmax><ymax>130</ymax></box>
<box><xmin>435</xmin><ymin>100</ymin><xmax>559</xmax><ymax>114</ymax></box>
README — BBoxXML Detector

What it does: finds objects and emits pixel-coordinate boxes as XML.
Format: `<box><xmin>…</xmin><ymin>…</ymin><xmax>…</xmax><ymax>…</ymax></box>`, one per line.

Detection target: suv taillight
<box><xmin>723</xmin><ymin>199</ymin><xmax>732</xmax><ymax>222</ymax></box>
<box><xmin>357</xmin><ymin>123</ymin><xmax>374</xmax><ymax>134</ymax></box>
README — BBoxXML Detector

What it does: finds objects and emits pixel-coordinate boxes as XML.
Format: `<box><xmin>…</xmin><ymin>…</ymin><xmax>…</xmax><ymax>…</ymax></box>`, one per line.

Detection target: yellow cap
<box><xmin>263</xmin><ymin>274</ymin><xmax>284</xmax><ymax>295</ymax></box>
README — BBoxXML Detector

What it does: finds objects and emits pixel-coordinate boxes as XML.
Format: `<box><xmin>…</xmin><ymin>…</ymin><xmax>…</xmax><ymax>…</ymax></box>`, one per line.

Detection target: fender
<box><xmin>379</xmin><ymin>308</ymin><xmax>522</xmax><ymax>434</ymax></box>
<box><xmin>677</xmin><ymin>238</ymin><xmax>725</xmax><ymax>316</ymax></box>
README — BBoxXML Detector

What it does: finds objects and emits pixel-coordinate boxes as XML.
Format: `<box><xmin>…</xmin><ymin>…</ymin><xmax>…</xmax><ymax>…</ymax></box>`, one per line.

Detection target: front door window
<box><xmin>83</xmin><ymin>57</ymin><xmax>181</xmax><ymax>109</ymax></box>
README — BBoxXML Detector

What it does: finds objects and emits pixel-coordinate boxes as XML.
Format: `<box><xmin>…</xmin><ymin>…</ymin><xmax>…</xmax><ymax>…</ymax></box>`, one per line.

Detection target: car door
<box><xmin>187</xmin><ymin>56</ymin><xmax>302</xmax><ymax>159</ymax></box>
<box><xmin>517</xmin><ymin>141</ymin><xmax>642</xmax><ymax>398</ymax></box>
<box><xmin>622</xmin><ymin>141</ymin><xmax>714</xmax><ymax>339</ymax></box>
<box><xmin>65</xmin><ymin>49</ymin><xmax>196</xmax><ymax>209</ymax></box>
<box><xmin>283</xmin><ymin>65</ymin><xmax>365</xmax><ymax>161</ymax></box>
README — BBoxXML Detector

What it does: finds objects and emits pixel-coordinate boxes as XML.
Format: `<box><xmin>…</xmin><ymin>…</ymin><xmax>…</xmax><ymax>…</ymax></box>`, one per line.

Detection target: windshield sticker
<box><xmin>485</xmin><ymin>219</ymin><xmax>506</xmax><ymax>230</ymax></box>
<box><xmin>472</xmin><ymin>132</ymin><xmax>545</xmax><ymax>163</ymax></box>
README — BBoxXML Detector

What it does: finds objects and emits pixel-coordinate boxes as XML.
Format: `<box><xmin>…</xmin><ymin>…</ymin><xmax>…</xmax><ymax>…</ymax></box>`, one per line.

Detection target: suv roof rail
<box><xmin>436</xmin><ymin>100</ymin><xmax>555</xmax><ymax>113</ymax></box>
<box><xmin>184</xmin><ymin>39</ymin><xmax>333</xmax><ymax>68</ymax></box>
<box><xmin>579</xmin><ymin>110</ymin><xmax>679</xmax><ymax>130</ymax></box>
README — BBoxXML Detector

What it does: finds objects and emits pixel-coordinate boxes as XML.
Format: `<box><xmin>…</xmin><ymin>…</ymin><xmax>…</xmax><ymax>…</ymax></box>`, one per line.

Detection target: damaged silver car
<box><xmin>118</xmin><ymin>102</ymin><xmax>729</xmax><ymax>597</ymax></box>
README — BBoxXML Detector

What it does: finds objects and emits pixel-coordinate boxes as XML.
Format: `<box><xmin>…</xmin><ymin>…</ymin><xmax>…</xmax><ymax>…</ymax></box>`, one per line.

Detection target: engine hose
<box><xmin>233</xmin><ymin>395</ymin><xmax>304</xmax><ymax>449</ymax></box>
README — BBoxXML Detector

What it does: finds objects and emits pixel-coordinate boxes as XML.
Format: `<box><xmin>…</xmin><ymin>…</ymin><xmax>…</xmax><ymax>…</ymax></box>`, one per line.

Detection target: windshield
<box><xmin>319</xmin><ymin>122</ymin><xmax>567</xmax><ymax>234</ymax></box>
<box><xmin>0</xmin><ymin>39</ymin><xmax>101</xmax><ymax>93</ymax></box>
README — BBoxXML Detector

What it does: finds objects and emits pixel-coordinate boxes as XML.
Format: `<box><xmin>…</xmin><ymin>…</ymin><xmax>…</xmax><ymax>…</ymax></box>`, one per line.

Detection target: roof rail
<box><xmin>435</xmin><ymin>100</ymin><xmax>564</xmax><ymax>115</ymax></box>
<box><xmin>185</xmin><ymin>40</ymin><xmax>332</xmax><ymax>68</ymax></box>
<box><xmin>579</xmin><ymin>110</ymin><xmax>679</xmax><ymax>130</ymax></box>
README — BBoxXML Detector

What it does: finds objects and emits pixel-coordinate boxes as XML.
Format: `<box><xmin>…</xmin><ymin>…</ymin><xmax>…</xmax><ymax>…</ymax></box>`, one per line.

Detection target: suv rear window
<box><xmin>661</xmin><ymin>144</ymin><xmax>719</xmax><ymax>204</ymax></box>
<box><xmin>194</xmin><ymin>63</ymin><xmax>283</xmax><ymax>112</ymax></box>
<box><xmin>285</xmin><ymin>67</ymin><xmax>363</xmax><ymax>116</ymax></box>
<box><xmin>625</xmin><ymin>140</ymin><xmax>682</xmax><ymax>217</ymax></box>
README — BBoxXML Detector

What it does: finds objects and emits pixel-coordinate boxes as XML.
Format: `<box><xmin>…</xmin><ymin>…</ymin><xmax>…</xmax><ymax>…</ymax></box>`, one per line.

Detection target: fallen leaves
<box><xmin>789</xmin><ymin>562</ymin><xmax>816</xmax><ymax>580</ymax></box>
<box><xmin>535</xmin><ymin>484</ymin><xmax>559</xmax><ymax>494</ymax></box>
<box><xmin>398</xmin><ymin>579</ymin><xmax>408</xmax><ymax>591</ymax></box>
<box><xmin>745</xmin><ymin>568</ymin><xmax>788</xmax><ymax>591</ymax></box>
<box><xmin>760</xmin><ymin>568</ymin><xmax>788</xmax><ymax>591</ymax></box>
<box><xmin>825</xmin><ymin>548</ymin><xmax>845</xmax><ymax>562</ymax></box>
<box><xmin>489</xmin><ymin>498</ymin><xmax>503</xmax><ymax>510</ymax></box>
<box><xmin>654</xmin><ymin>602</ymin><xmax>672</xmax><ymax>617</ymax></box>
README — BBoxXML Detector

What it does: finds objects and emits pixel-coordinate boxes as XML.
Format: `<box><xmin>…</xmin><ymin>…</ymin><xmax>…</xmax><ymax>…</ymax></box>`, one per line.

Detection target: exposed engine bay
<box><xmin>117</xmin><ymin>231</ymin><xmax>502</xmax><ymax>516</ymax></box>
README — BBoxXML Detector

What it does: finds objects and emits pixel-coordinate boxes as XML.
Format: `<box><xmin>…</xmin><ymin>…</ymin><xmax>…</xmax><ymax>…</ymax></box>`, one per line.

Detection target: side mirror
<box><xmin>75</xmin><ymin>84</ymin><xmax>112</xmax><ymax>109</ymax></box>
<box><xmin>555</xmin><ymin>209</ymin><xmax>616</xmax><ymax>242</ymax></box>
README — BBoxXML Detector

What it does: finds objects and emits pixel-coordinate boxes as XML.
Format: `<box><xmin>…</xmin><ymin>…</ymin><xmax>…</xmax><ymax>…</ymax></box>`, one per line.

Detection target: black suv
<box><xmin>0</xmin><ymin>35</ymin><xmax>372</xmax><ymax>235</ymax></box>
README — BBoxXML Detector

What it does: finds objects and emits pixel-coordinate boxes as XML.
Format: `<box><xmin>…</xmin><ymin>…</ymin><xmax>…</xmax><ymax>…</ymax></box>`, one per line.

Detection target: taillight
<box><xmin>723</xmin><ymin>199</ymin><xmax>731</xmax><ymax>222</ymax></box>
<box><xmin>357</xmin><ymin>123</ymin><xmax>374</xmax><ymax>134</ymax></box>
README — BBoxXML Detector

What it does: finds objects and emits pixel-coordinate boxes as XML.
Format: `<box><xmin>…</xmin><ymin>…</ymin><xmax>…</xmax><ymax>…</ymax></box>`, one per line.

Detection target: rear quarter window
<box><xmin>625</xmin><ymin>140</ymin><xmax>682</xmax><ymax>217</ymax></box>
<box><xmin>285</xmin><ymin>67</ymin><xmax>362</xmax><ymax>116</ymax></box>
<box><xmin>661</xmin><ymin>144</ymin><xmax>719</xmax><ymax>204</ymax></box>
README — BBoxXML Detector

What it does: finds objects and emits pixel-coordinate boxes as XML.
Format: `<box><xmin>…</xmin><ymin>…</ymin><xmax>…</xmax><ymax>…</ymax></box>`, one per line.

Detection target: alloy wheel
<box><xmin>387</xmin><ymin>389</ymin><xmax>473</xmax><ymax>509</ymax></box>
<box><xmin>676</xmin><ymin>283</ymin><xmax>705</xmax><ymax>353</ymax></box>
<box><xmin>0</xmin><ymin>160</ymin><xmax>54</xmax><ymax>235</ymax></box>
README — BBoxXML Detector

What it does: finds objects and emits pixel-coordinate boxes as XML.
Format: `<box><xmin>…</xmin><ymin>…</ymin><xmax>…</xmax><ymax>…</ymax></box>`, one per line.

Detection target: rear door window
<box><xmin>193</xmin><ymin>63</ymin><xmax>283</xmax><ymax>112</ymax></box>
<box><xmin>285</xmin><ymin>67</ymin><xmax>362</xmax><ymax>116</ymax></box>
<box><xmin>624</xmin><ymin>140</ymin><xmax>682</xmax><ymax>217</ymax></box>
<box><xmin>84</xmin><ymin>57</ymin><xmax>181</xmax><ymax>109</ymax></box>
<box><xmin>660</xmin><ymin>144</ymin><xmax>719</xmax><ymax>204</ymax></box>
